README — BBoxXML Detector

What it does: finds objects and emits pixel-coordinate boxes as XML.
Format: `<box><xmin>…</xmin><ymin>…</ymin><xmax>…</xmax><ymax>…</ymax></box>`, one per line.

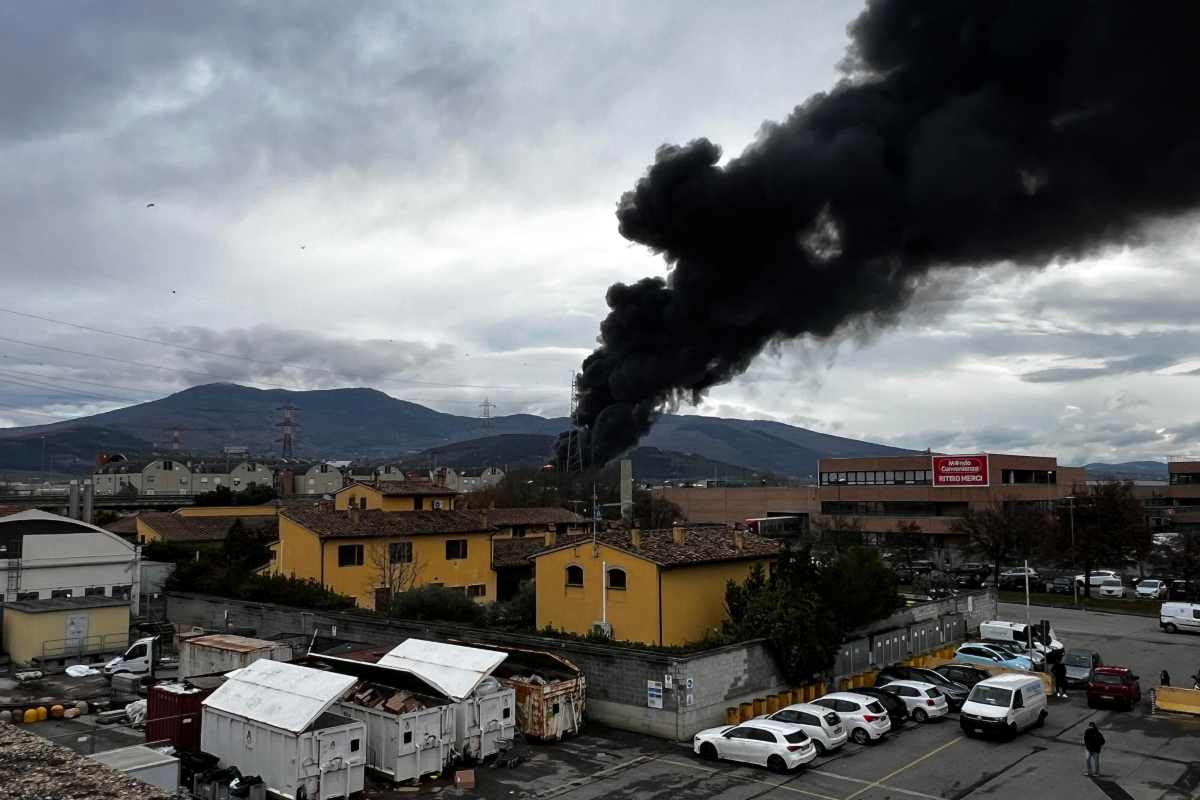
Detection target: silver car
<box><xmin>1062</xmin><ymin>648</ymin><xmax>1101</xmax><ymax>687</ymax></box>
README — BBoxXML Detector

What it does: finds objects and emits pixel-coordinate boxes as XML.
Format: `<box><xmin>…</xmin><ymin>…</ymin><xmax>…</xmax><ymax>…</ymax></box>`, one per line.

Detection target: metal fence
<box><xmin>40</xmin><ymin>632</ymin><xmax>129</xmax><ymax>660</ymax></box>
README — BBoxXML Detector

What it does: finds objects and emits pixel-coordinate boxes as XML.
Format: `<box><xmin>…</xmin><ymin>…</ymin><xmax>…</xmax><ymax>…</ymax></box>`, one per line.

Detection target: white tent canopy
<box><xmin>376</xmin><ymin>639</ymin><xmax>506</xmax><ymax>701</ymax></box>
<box><xmin>203</xmin><ymin>659</ymin><xmax>356</xmax><ymax>733</ymax></box>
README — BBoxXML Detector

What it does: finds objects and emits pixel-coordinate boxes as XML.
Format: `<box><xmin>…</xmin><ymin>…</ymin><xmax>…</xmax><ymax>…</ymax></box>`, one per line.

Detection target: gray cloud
<box><xmin>1020</xmin><ymin>353</ymin><xmax>1181</xmax><ymax>384</ymax></box>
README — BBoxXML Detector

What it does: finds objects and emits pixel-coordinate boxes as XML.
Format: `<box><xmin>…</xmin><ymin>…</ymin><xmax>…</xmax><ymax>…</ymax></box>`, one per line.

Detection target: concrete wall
<box><xmin>164</xmin><ymin>588</ymin><xmax>997</xmax><ymax>740</ymax></box>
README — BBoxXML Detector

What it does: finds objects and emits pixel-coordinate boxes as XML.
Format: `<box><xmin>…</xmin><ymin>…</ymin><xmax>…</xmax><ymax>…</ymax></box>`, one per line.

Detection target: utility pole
<box><xmin>40</xmin><ymin>435</ymin><xmax>46</xmax><ymax>474</ymax></box>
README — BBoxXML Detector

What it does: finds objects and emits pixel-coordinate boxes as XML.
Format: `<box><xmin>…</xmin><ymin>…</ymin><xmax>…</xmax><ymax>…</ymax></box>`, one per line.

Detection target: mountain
<box><xmin>1084</xmin><ymin>461</ymin><xmax>1169</xmax><ymax>481</ymax></box>
<box><xmin>0</xmin><ymin>383</ymin><xmax>909</xmax><ymax>476</ymax></box>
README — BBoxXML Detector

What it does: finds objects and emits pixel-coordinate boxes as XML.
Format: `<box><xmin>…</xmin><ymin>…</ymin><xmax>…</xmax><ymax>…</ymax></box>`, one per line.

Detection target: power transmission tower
<box><xmin>276</xmin><ymin>402</ymin><xmax>300</xmax><ymax>459</ymax></box>
<box><xmin>478</xmin><ymin>397</ymin><xmax>495</xmax><ymax>435</ymax></box>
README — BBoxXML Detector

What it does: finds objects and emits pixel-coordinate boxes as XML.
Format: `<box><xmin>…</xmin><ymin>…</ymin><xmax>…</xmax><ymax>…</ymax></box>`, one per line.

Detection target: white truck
<box><xmin>103</xmin><ymin>636</ymin><xmax>164</xmax><ymax>679</ymax></box>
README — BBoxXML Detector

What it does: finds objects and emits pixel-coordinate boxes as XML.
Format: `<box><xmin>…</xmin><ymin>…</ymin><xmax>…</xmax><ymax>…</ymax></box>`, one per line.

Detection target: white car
<box><xmin>1135</xmin><ymin>579</ymin><xmax>1168</xmax><ymax>600</ymax></box>
<box><xmin>1098</xmin><ymin>578</ymin><xmax>1125</xmax><ymax>598</ymax></box>
<box><xmin>1075</xmin><ymin>569</ymin><xmax>1119</xmax><ymax>588</ymax></box>
<box><xmin>693</xmin><ymin>719</ymin><xmax>817</xmax><ymax>773</ymax></box>
<box><xmin>811</xmin><ymin>692</ymin><xmax>892</xmax><ymax>744</ymax></box>
<box><xmin>877</xmin><ymin>680</ymin><xmax>950</xmax><ymax>723</ymax></box>
<box><xmin>763</xmin><ymin>703</ymin><xmax>849</xmax><ymax>755</ymax></box>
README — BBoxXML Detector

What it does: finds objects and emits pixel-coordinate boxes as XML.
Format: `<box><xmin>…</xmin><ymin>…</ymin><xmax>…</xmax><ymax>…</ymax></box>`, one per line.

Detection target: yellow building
<box><xmin>533</xmin><ymin>526</ymin><xmax>780</xmax><ymax>647</ymax></box>
<box><xmin>2</xmin><ymin>596</ymin><xmax>129</xmax><ymax>666</ymax></box>
<box><xmin>274</xmin><ymin>507</ymin><xmax>498</xmax><ymax>609</ymax></box>
<box><xmin>136</xmin><ymin>512</ymin><xmax>277</xmax><ymax>545</ymax></box>
<box><xmin>334</xmin><ymin>481</ymin><xmax>459</xmax><ymax>512</ymax></box>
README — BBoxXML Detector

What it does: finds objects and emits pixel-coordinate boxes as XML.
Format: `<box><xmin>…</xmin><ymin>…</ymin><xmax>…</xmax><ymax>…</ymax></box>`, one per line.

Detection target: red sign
<box><xmin>931</xmin><ymin>455</ymin><xmax>990</xmax><ymax>488</ymax></box>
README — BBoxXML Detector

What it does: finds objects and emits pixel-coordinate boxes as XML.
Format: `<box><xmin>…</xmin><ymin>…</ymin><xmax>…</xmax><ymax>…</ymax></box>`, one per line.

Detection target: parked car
<box><xmin>954</xmin><ymin>562</ymin><xmax>990</xmax><ymax>588</ymax></box>
<box><xmin>1168</xmin><ymin>580</ymin><xmax>1200</xmax><ymax>601</ymax></box>
<box><xmin>1160</xmin><ymin>601</ymin><xmax>1200</xmax><ymax>634</ymax></box>
<box><xmin>1135</xmin><ymin>579</ymin><xmax>1168</xmax><ymax>600</ymax></box>
<box><xmin>693</xmin><ymin>719</ymin><xmax>817</xmax><ymax>773</ymax></box>
<box><xmin>848</xmin><ymin>687</ymin><xmax>908</xmax><ymax>728</ymax></box>
<box><xmin>1097</xmin><ymin>578</ymin><xmax>1126</xmax><ymax>598</ymax></box>
<box><xmin>874</xmin><ymin>665</ymin><xmax>969</xmax><ymax>710</ymax></box>
<box><xmin>954</xmin><ymin>643</ymin><xmax>1035</xmax><ymax>671</ymax></box>
<box><xmin>999</xmin><ymin>566</ymin><xmax>1039</xmax><ymax>586</ymax></box>
<box><xmin>811</xmin><ymin>692</ymin><xmax>893</xmax><ymax>744</ymax></box>
<box><xmin>979</xmin><ymin>620</ymin><xmax>1064</xmax><ymax>657</ymax></box>
<box><xmin>1075</xmin><ymin>569</ymin><xmax>1119</xmax><ymax>588</ymax></box>
<box><xmin>877</xmin><ymin>681</ymin><xmax>949</xmax><ymax>723</ymax></box>
<box><xmin>1062</xmin><ymin>648</ymin><xmax>1101</xmax><ymax>687</ymax></box>
<box><xmin>933</xmin><ymin>664</ymin><xmax>991</xmax><ymax>689</ymax></box>
<box><xmin>982</xmin><ymin>641</ymin><xmax>1046</xmax><ymax>671</ymax></box>
<box><xmin>1086</xmin><ymin>666</ymin><xmax>1141</xmax><ymax>710</ymax></box>
<box><xmin>764</xmin><ymin>703</ymin><xmax>849</xmax><ymax>756</ymax></box>
<box><xmin>1050</xmin><ymin>576</ymin><xmax>1075</xmax><ymax>594</ymax></box>
<box><xmin>959</xmin><ymin>674</ymin><xmax>1047</xmax><ymax>739</ymax></box>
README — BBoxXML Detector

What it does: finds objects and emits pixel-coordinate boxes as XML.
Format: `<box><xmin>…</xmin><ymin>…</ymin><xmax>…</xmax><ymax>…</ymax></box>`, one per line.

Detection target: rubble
<box><xmin>0</xmin><ymin>721</ymin><xmax>170</xmax><ymax>800</ymax></box>
<box><xmin>343</xmin><ymin>682</ymin><xmax>430</xmax><ymax>715</ymax></box>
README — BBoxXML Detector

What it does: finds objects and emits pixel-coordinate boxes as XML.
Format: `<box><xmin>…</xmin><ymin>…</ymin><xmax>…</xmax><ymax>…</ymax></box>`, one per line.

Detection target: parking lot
<box><xmin>471</xmin><ymin>604</ymin><xmax>1200</xmax><ymax>800</ymax></box>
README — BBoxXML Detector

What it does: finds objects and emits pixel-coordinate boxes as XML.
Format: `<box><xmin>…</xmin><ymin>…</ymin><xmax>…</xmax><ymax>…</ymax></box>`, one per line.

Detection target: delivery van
<box><xmin>959</xmin><ymin>674</ymin><xmax>1047</xmax><ymax>739</ymax></box>
<box><xmin>979</xmin><ymin>620</ymin><xmax>1063</xmax><ymax>656</ymax></box>
<box><xmin>1159</xmin><ymin>602</ymin><xmax>1200</xmax><ymax>634</ymax></box>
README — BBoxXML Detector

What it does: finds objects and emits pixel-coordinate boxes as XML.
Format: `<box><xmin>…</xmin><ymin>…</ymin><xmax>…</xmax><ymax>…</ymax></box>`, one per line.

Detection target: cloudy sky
<box><xmin>1</xmin><ymin>1</ymin><xmax>1197</xmax><ymax>465</ymax></box>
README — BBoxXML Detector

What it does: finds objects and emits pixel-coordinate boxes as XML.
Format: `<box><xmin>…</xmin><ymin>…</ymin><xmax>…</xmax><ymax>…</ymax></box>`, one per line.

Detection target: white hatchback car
<box><xmin>1135</xmin><ymin>579</ymin><xmax>1168</xmax><ymax>600</ymax></box>
<box><xmin>763</xmin><ymin>702</ymin><xmax>849</xmax><ymax>755</ymax></box>
<box><xmin>811</xmin><ymin>692</ymin><xmax>892</xmax><ymax>744</ymax></box>
<box><xmin>1098</xmin><ymin>578</ymin><xmax>1126</xmax><ymax>598</ymax></box>
<box><xmin>693</xmin><ymin>719</ymin><xmax>817</xmax><ymax>773</ymax></box>
<box><xmin>877</xmin><ymin>680</ymin><xmax>949</xmax><ymax>723</ymax></box>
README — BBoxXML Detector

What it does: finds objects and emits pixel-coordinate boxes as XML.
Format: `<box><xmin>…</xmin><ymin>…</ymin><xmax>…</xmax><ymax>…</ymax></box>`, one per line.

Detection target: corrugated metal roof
<box><xmin>202</xmin><ymin>659</ymin><xmax>356</xmax><ymax>733</ymax></box>
<box><xmin>376</xmin><ymin>639</ymin><xmax>506</xmax><ymax>701</ymax></box>
<box><xmin>185</xmin><ymin>633</ymin><xmax>277</xmax><ymax>653</ymax></box>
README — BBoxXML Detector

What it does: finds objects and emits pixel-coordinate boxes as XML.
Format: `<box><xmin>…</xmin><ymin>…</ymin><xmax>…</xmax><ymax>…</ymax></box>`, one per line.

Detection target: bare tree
<box><xmin>369</xmin><ymin>537</ymin><xmax>423</xmax><ymax>611</ymax></box>
<box><xmin>953</xmin><ymin>498</ymin><xmax>1053</xmax><ymax>588</ymax></box>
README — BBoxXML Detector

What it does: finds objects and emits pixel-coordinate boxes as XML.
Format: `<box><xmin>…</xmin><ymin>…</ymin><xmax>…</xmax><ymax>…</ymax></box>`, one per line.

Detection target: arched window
<box><xmin>607</xmin><ymin>568</ymin><xmax>627</xmax><ymax>590</ymax></box>
<box><xmin>565</xmin><ymin>565</ymin><xmax>584</xmax><ymax>587</ymax></box>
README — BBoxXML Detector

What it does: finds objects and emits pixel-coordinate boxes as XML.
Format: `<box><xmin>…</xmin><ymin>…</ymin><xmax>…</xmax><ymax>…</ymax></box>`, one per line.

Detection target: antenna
<box><xmin>276</xmin><ymin>402</ymin><xmax>300</xmax><ymax>459</ymax></box>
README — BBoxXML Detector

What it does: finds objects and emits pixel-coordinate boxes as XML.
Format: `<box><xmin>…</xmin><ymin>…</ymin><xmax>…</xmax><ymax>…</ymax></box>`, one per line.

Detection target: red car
<box><xmin>1086</xmin><ymin>666</ymin><xmax>1141</xmax><ymax>710</ymax></box>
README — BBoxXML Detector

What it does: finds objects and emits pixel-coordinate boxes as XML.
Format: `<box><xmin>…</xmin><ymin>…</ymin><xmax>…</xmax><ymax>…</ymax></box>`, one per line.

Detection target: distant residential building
<box><xmin>296</xmin><ymin>463</ymin><xmax>346</xmax><ymax>496</ymax></box>
<box><xmin>93</xmin><ymin>456</ymin><xmax>196</xmax><ymax>496</ymax></box>
<box><xmin>431</xmin><ymin>466</ymin><xmax>505</xmax><ymax>493</ymax></box>
<box><xmin>229</xmin><ymin>460</ymin><xmax>273</xmax><ymax>490</ymax></box>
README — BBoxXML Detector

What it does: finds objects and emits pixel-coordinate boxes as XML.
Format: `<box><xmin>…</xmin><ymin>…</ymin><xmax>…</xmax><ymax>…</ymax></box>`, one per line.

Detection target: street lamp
<box><xmin>1063</xmin><ymin>496</ymin><xmax>1077</xmax><ymax>605</ymax></box>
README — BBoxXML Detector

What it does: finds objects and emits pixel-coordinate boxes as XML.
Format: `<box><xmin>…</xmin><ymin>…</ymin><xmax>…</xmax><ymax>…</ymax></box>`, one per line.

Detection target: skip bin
<box><xmin>201</xmin><ymin>659</ymin><xmax>365</xmax><ymax>800</ymax></box>
<box><xmin>180</xmin><ymin>634</ymin><xmax>291</xmax><ymax>679</ymax></box>
<box><xmin>457</xmin><ymin>677</ymin><xmax>516</xmax><ymax>760</ymax></box>
<box><xmin>147</xmin><ymin>681</ymin><xmax>215</xmax><ymax>751</ymax></box>
<box><xmin>460</xmin><ymin>641</ymin><xmax>587</xmax><ymax>741</ymax></box>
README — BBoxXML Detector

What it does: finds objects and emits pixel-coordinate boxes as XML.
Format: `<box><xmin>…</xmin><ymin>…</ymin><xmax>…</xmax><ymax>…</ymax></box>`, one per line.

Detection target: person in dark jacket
<box><xmin>1161</xmin><ymin>670</ymin><xmax>1170</xmax><ymax>687</ymax></box>
<box><xmin>1084</xmin><ymin>722</ymin><xmax>1105</xmax><ymax>776</ymax></box>
<box><xmin>1051</xmin><ymin>658</ymin><xmax>1068</xmax><ymax>699</ymax></box>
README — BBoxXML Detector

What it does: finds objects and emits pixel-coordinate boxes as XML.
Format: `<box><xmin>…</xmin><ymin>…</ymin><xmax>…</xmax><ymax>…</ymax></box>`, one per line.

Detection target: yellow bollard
<box><xmin>35</xmin><ymin>707</ymin><xmax>47</xmax><ymax>722</ymax></box>
<box><xmin>765</xmin><ymin>696</ymin><xmax>779</xmax><ymax>714</ymax></box>
<box><xmin>813</xmin><ymin>683</ymin><xmax>825</xmax><ymax>699</ymax></box>
<box><xmin>753</xmin><ymin>698</ymin><xmax>766</xmax><ymax>716</ymax></box>
<box><xmin>726</xmin><ymin>707</ymin><xmax>740</xmax><ymax>725</ymax></box>
<box><xmin>739</xmin><ymin>702</ymin><xmax>754</xmax><ymax>721</ymax></box>
<box><xmin>23</xmin><ymin>709</ymin><xmax>37</xmax><ymax>724</ymax></box>
<box><xmin>776</xmin><ymin>691</ymin><xmax>790</xmax><ymax>708</ymax></box>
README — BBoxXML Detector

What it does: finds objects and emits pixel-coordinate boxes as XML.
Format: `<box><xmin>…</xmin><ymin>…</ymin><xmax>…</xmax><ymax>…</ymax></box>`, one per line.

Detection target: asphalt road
<box><xmin>473</xmin><ymin>603</ymin><xmax>1200</xmax><ymax>800</ymax></box>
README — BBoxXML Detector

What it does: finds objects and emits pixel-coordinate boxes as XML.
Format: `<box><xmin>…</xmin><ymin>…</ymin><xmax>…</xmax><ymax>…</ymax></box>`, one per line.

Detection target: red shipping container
<box><xmin>146</xmin><ymin>682</ymin><xmax>215</xmax><ymax>751</ymax></box>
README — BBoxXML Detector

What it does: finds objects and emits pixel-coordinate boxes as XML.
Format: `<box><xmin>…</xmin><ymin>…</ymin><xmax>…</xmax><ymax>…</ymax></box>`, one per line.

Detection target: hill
<box><xmin>1084</xmin><ymin>461</ymin><xmax>1169</xmax><ymax>481</ymax></box>
<box><xmin>0</xmin><ymin>383</ymin><xmax>910</xmax><ymax>476</ymax></box>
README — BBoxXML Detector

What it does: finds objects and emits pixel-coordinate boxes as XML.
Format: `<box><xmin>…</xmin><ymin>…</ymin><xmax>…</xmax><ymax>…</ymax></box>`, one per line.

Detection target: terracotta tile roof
<box><xmin>532</xmin><ymin>526</ymin><xmax>781</xmax><ymax>568</ymax></box>
<box><xmin>103</xmin><ymin>513</ymin><xmax>141</xmax><ymax>534</ymax></box>
<box><xmin>485</xmin><ymin>507</ymin><xmax>586</xmax><ymax>527</ymax></box>
<box><xmin>282</xmin><ymin>507</ymin><xmax>494</xmax><ymax>539</ymax></box>
<box><xmin>343</xmin><ymin>480</ymin><xmax>459</xmax><ymax>497</ymax></box>
<box><xmin>492</xmin><ymin>537</ymin><xmax>546</xmax><ymax>568</ymax></box>
<box><xmin>138</xmin><ymin>512</ymin><xmax>276</xmax><ymax>543</ymax></box>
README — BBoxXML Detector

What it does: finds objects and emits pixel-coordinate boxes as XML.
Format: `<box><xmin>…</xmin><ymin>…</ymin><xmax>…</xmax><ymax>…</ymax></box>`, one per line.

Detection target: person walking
<box><xmin>1084</xmin><ymin>722</ymin><xmax>1105</xmax><ymax>776</ymax></box>
<box><xmin>1052</xmin><ymin>657</ymin><xmax>1068</xmax><ymax>699</ymax></box>
<box><xmin>1161</xmin><ymin>669</ymin><xmax>1170</xmax><ymax>687</ymax></box>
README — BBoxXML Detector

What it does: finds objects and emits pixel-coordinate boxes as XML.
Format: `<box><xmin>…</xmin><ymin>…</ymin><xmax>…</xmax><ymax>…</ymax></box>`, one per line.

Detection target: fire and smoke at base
<box><xmin>559</xmin><ymin>0</ymin><xmax>1200</xmax><ymax>469</ymax></box>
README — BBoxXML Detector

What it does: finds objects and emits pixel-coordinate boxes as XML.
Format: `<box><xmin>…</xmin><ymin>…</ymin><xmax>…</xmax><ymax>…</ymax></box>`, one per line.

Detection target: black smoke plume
<box><xmin>562</xmin><ymin>0</ymin><xmax>1200</xmax><ymax>468</ymax></box>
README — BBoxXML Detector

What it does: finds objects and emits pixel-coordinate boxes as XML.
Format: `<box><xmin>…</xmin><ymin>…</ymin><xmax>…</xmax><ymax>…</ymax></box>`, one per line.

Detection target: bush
<box><xmin>488</xmin><ymin>580</ymin><xmax>535</xmax><ymax>629</ymax></box>
<box><xmin>388</xmin><ymin>585</ymin><xmax>486</xmax><ymax>625</ymax></box>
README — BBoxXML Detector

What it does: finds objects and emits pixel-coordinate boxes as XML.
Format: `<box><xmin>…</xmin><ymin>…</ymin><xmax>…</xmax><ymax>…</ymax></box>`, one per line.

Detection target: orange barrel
<box><xmin>765</xmin><ymin>696</ymin><xmax>779</xmax><ymax>713</ymax></box>
<box><xmin>726</xmin><ymin>707</ymin><xmax>739</xmax><ymax>725</ymax></box>
<box><xmin>752</xmin><ymin>698</ymin><xmax>766</xmax><ymax>716</ymax></box>
<box><xmin>739</xmin><ymin>702</ymin><xmax>754</xmax><ymax>721</ymax></box>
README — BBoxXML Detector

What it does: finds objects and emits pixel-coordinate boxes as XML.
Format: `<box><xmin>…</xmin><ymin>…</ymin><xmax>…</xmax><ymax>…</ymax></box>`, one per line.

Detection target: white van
<box><xmin>1160</xmin><ymin>602</ymin><xmax>1200</xmax><ymax>634</ymax></box>
<box><xmin>979</xmin><ymin>620</ymin><xmax>1063</xmax><ymax>656</ymax></box>
<box><xmin>959</xmin><ymin>674</ymin><xmax>1047</xmax><ymax>739</ymax></box>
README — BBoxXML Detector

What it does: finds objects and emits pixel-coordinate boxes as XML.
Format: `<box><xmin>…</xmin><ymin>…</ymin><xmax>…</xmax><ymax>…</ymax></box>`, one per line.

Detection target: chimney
<box><xmin>671</xmin><ymin>526</ymin><xmax>686</xmax><ymax>545</ymax></box>
<box><xmin>545</xmin><ymin>530</ymin><xmax>557</xmax><ymax>547</ymax></box>
<box><xmin>631</xmin><ymin>528</ymin><xmax>641</xmax><ymax>549</ymax></box>
<box><xmin>734</xmin><ymin>529</ymin><xmax>745</xmax><ymax>552</ymax></box>
<box><xmin>68</xmin><ymin>480</ymin><xmax>80</xmax><ymax>520</ymax></box>
<box><xmin>349</xmin><ymin>506</ymin><xmax>360</xmax><ymax>525</ymax></box>
<box><xmin>81</xmin><ymin>480</ymin><xmax>94</xmax><ymax>525</ymax></box>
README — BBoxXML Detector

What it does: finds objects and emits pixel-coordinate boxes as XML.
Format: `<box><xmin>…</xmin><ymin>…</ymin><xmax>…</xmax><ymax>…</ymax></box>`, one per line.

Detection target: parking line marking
<box><xmin>842</xmin><ymin>736</ymin><xmax>963</xmax><ymax>800</ymax></box>
<box><xmin>655</xmin><ymin>757</ymin><xmax>842</xmax><ymax>800</ymax></box>
<box><xmin>807</xmin><ymin>769</ymin><xmax>943</xmax><ymax>800</ymax></box>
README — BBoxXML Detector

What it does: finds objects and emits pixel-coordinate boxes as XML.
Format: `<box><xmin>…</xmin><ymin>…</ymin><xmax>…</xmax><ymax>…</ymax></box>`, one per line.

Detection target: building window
<box><xmin>607</xmin><ymin>568</ymin><xmax>627</xmax><ymax>590</ymax></box>
<box><xmin>565</xmin><ymin>565</ymin><xmax>584</xmax><ymax>587</ymax></box>
<box><xmin>163</xmin><ymin>460</ymin><xmax>173</xmax><ymax>470</ymax></box>
<box><xmin>445</xmin><ymin>539</ymin><xmax>468</xmax><ymax>560</ymax></box>
<box><xmin>319</xmin><ymin>464</ymin><xmax>329</xmax><ymax>473</ymax></box>
<box><xmin>467</xmin><ymin>584</ymin><xmax>486</xmax><ymax>598</ymax></box>
<box><xmin>200</xmin><ymin>477</ymin><xmax>209</xmax><ymax>484</ymax></box>
<box><xmin>51</xmin><ymin>588</ymin><xmax>73</xmax><ymax>599</ymax></box>
<box><xmin>84</xmin><ymin>586</ymin><xmax>106</xmax><ymax>597</ymax></box>
<box><xmin>16</xmin><ymin>591</ymin><xmax>39</xmax><ymax>601</ymax></box>
<box><xmin>389</xmin><ymin>541</ymin><xmax>413</xmax><ymax>563</ymax></box>
<box><xmin>359</xmin><ymin>497</ymin><xmax>367</xmax><ymax>510</ymax></box>
<box><xmin>112</xmin><ymin>584</ymin><xmax>132</xmax><ymax>599</ymax></box>
<box><xmin>338</xmin><ymin>544</ymin><xmax>364</xmax><ymax>567</ymax></box>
